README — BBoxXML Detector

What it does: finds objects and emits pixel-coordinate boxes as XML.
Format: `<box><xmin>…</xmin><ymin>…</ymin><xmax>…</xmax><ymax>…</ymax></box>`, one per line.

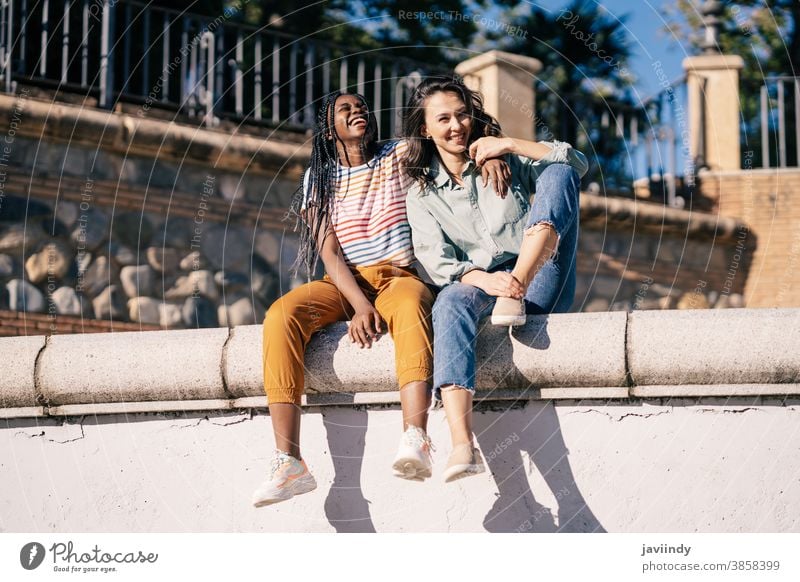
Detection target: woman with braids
<box><xmin>252</xmin><ymin>91</ymin><xmax>510</xmax><ymax>507</ymax></box>
<box><xmin>401</xmin><ymin>76</ymin><xmax>588</xmax><ymax>482</ymax></box>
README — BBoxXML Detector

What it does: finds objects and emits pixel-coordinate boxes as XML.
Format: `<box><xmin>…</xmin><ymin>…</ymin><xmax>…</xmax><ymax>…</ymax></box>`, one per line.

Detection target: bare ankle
<box><xmin>510</xmin><ymin>270</ymin><xmax>529</xmax><ymax>289</ymax></box>
<box><xmin>452</xmin><ymin>435</ymin><xmax>473</xmax><ymax>447</ymax></box>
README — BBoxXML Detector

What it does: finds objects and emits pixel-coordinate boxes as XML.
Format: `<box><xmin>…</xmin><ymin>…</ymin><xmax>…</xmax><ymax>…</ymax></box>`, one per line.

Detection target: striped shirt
<box><xmin>304</xmin><ymin>140</ymin><xmax>414</xmax><ymax>267</ymax></box>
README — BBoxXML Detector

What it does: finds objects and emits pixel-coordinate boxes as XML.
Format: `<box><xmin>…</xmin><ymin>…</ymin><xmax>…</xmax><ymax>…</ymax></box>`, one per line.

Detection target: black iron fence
<box><xmin>0</xmin><ymin>0</ymin><xmax>439</xmax><ymax>135</ymax></box>
<box><xmin>742</xmin><ymin>76</ymin><xmax>800</xmax><ymax>169</ymax></box>
<box><xmin>535</xmin><ymin>75</ymin><xmax>692</xmax><ymax>208</ymax></box>
<box><xmin>9</xmin><ymin>0</ymin><xmax>782</xmax><ymax>203</ymax></box>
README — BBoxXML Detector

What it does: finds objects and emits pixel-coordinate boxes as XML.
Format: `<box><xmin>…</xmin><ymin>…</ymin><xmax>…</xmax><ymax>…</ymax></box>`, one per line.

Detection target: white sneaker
<box><xmin>252</xmin><ymin>451</ymin><xmax>317</xmax><ymax>507</ymax></box>
<box><xmin>391</xmin><ymin>425</ymin><xmax>433</xmax><ymax>480</ymax></box>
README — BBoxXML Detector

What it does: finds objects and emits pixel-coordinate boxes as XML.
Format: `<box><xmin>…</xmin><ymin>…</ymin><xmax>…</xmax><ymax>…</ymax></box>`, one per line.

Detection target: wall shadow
<box><xmin>473</xmin><ymin>401</ymin><xmax>606</xmax><ymax>533</ymax></box>
<box><xmin>319</xmin><ymin>402</ymin><xmax>376</xmax><ymax>533</ymax></box>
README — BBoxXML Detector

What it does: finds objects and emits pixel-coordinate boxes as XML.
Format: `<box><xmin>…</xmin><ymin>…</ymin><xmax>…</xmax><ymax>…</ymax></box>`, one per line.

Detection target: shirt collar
<box><xmin>429</xmin><ymin>156</ymin><xmax>478</xmax><ymax>191</ymax></box>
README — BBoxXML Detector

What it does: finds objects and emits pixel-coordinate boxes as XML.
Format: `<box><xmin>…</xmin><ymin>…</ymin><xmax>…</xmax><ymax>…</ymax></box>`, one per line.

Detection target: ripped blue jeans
<box><xmin>431</xmin><ymin>163</ymin><xmax>581</xmax><ymax>400</ymax></box>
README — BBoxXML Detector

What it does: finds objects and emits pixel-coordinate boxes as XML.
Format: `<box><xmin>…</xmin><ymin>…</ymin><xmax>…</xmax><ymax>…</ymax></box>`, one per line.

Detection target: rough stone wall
<box><xmin>0</xmin><ymin>94</ymin><xmax>751</xmax><ymax>337</ymax></box>
<box><xmin>0</xmin><ymin>136</ymin><xmax>306</xmax><ymax>331</ymax></box>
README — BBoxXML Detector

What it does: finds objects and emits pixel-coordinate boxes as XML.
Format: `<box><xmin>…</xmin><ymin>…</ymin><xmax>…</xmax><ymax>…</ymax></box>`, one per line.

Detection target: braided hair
<box><xmin>289</xmin><ymin>91</ymin><xmax>379</xmax><ymax>277</ymax></box>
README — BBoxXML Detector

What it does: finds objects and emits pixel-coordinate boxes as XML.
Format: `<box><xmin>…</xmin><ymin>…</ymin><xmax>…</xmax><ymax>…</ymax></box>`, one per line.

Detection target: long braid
<box><xmin>289</xmin><ymin>91</ymin><xmax>378</xmax><ymax>277</ymax></box>
<box><xmin>289</xmin><ymin>91</ymin><xmax>341</xmax><ymax>277</ymax></box>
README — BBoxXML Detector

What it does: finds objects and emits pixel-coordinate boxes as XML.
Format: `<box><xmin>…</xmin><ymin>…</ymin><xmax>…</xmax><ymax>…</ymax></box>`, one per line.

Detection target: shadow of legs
<box><xmin>321</xmin><ymin>406</ymin><xmax>376</xmax><ymax>533</ymax></box>
<box><xmin>522</xmin><ymin>402</ymin><xmax>606</xmax><ymax>533</ymax></box>
<box><xmin>473</xmin><ymin>402</ymin><xmax>606</xmax><ymax>533</ymax></box>
<box><xmin>473</xmin><ymin>409</ymin><xmax>557</xmax><ymax>533</ymax></box>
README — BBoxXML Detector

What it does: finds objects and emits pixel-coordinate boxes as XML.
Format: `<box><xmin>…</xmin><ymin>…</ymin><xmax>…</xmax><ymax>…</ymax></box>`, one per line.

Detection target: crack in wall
<box><xmin>696</xmin><ymin>407</ymin><xmax>763</xmax><ymax>414</ymax></box>
<box><xmin>444</xmin><ymin>483</ymin><xmax>469</xmax><ymax>532</ymax></box>
<box><xmin>169</xmin><ymin>412</ymin><xmax>252</xmax><ymax>429</ymax></box>
<box><xmin>209</xmin><ymin>415</ymin><xmax>251</xmax><ymax>426</ymax></box>
<box><xmin>219</xmin><ymin>326</ymin><xmax>236</xmax><ymax>400</ymax></box>
<box><xmin>624</xmin><ymin>311</ymin><xmax>634</xmax><ymax>388</ymax></box>
<box><xmin>13</xmin><ymin>416</ymin><xmax>86</xmax><ymax>443</ymax></box>
<box><xmin>565</xmin><ymin>408</ymin><xmax>673</xmax><ymax>421</ymax></box>
<box><xmin>32</xmin><ymin>335</ymin><xmax>50</xmax><ymax>407</ymax></box>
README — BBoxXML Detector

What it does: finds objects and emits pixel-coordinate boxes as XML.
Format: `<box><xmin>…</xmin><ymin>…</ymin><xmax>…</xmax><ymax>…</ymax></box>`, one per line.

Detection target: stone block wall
<box><xmin>699</xmin><ymin>168</ymin><xmax>800</xmax><ymax>308</ymax></box>
<box><xmin>573</xmin><ymin>196</ymin><xmax>747</xmax><ymax>312</ymax></box>
<box><xmin>0</xmin><ymin>168</ymin><xmax>303</xmax><ymax>330</ymax></box>
<box><xmin>0</xmin><ymin>92</ymin><xmax>752</xmax><ymax>338</ymax></box>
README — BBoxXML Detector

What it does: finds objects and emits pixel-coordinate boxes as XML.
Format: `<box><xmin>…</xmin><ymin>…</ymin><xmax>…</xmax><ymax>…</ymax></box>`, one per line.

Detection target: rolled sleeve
<box><xmin>538</xmin><ymin>139</ymin><xmax>589</xmax><ymax>177</ymax></box>
<box><xmin>406</xmin><ymin>190</ymin><xmax>478</xmax><ymax>287</ymax></box>
<box><xmin>514</xmin><ymin>140</ymin><xmax>589</xmax><ymax>189</ymax></box>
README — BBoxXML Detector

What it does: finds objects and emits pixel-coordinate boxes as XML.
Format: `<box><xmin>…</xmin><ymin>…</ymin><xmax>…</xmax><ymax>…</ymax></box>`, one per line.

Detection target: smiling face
<box><xmin>421</xmin><ymin>90</ymin><xmax>472</xmax><ymax>157</ymax></box>
<box><xmin>330</xmin><ymin>93</ymin><xmax>370</xmax><ymax>143</ymax></box>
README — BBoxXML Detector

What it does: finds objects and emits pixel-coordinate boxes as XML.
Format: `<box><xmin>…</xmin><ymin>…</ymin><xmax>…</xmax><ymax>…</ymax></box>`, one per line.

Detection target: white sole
<box><xmin>490</xmin><ymin>314</ymin><xmax>526</xmax><ymax>326</ymax></box>
<box><xmin>443</xmin><ymin>462</ymin><xmax>486</xmax><ymax>483</ymax></box>
<box><xmin>392</xmin><ymin>457</ymin><xmax>432</xmax><ymax>480</ymax></box>
<box><xmin>252</xmin><ymin>475</ymin><xmax>317</xmax><ymax>507</ymax></box>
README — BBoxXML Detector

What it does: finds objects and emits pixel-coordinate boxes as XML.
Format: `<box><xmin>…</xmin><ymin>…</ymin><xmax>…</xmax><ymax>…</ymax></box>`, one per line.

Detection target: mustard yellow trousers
<box><xmin>262</xmin><ymin>264</ymin><xmax>434</xmax><ymax>405</ymax></box>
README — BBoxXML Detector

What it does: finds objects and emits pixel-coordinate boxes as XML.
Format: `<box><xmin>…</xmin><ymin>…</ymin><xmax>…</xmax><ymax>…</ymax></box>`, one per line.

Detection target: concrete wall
<box><xmin>1</xmin><ymin>308</ymin><xmax>799</xmax><ymax>532</ymax></box>
<box><xmin>2</xmin><ymin>398</ymin><xmax>798</xmax><ymax>533</ymax></box>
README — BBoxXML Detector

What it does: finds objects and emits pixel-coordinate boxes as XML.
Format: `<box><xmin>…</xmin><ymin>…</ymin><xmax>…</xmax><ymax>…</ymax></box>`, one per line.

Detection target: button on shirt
<box><xmin>406</xmin><ymin>140</ymin><xmax>588</xmax><ymax>287</ymax></box>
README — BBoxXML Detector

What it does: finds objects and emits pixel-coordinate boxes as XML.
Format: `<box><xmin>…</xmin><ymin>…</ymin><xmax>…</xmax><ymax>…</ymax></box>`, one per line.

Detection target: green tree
<box><xmin>178</xmin><ymin>0</ymin><xmax>490</xmax><ymax>63</ymax></box>
<box><xmin>662</xmin><ymin>0</ymin><xmax>798</xmax><ymax>77</ymax></box>
<box><xmin>662</xmin><ymin>0</ymin><xmax>799</xmax><ymax>167</ymax></box>
<box><xmin>497</xmin><ymin>0</ymin><xmax>637</xmax><ymax>190</ymax></box>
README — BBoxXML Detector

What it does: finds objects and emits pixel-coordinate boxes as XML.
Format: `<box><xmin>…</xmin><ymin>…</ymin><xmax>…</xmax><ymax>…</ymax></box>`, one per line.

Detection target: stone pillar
<box><xmin>455</xmin><ymin>50</ymin><xmax>542</xmax><ymax>140</ymax></box>
<box><xmin>683</xmin><ymin>54</ymin><xmax>744</xmax><ymax>171</ymax></box>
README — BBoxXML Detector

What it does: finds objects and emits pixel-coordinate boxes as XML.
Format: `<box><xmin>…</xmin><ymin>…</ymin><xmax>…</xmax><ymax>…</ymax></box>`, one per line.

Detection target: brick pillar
<box><xmin>455</xmin><ymin>50</ymin><xmax>542</xmax><ymax>141</ymax></box>
<box><xmin>683</xmin><ymin>54</ymin><xmax>744</xmax><ymax>171</ymax></box>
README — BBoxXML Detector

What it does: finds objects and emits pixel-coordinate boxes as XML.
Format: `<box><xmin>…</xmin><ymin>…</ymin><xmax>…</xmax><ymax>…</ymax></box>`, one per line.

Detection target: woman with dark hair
<box><xmin>401</xmin><ymin>76</ymin><xmax>588</xmax><ymax>482</ymax></box>
<box><xmin>252</xmin><ymin>91</ymin><xmax>510</xmax><ymax>507</ymax></box>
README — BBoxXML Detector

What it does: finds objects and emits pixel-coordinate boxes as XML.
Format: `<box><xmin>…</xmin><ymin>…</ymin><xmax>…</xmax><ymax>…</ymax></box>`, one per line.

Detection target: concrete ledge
<box><xmin>477</xmin><ymin>312</ymin><xmax>627</xmax><ymax>389</ymax></box>
<box><xmin>629</xmin><ymin>308</ymin><xmax>800</xmax><ymax>386</ymax></box>
<box><xmin>2</xmin><ymin>308</ymin><xmax>799</xmax><ymax>418</ymax></box>
<box><xmin>222</xmin><ymin>312</ymin><xmax>628</xmax><ymax>396</ymax></box>
<box><xmin>631</xmin><ymin>384</ymin><xmax>800</xmax><ymax>398</ymax></box>
<box><xmin>0</xmin><ymin>93</ymin><xmax>311</xmax><ymax>176</ymax></box>
<box><xmin>37</xmin><ymin>328</ymin><xmax>231</xmax><ymax>405</ymax></box>
<box><xmin>1</xmin><ymin>335</ymin><xmax>46</xmax><ymax>407</ymax></box>
<box><xmin>579</xmin><ymin>194</ymin><xmax>745</xmax><ymax>241</ymax></box>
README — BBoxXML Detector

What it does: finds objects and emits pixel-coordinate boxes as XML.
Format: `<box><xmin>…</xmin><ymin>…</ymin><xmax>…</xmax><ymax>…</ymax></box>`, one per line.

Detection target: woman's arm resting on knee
<box><xmin>459</xmin><ymin>270</ymin><xmax>524</xmax><ymax>299</ymax></box>
<box><xmin>470</xmin><ymin>137</ymin><xmax>552</xmax><ymax>166</ymax></box>
<box><xmin>470</xmin><ymin>137</ymin><xmax>589</xmax><ymax>178</ymax></box>
<box><xmin>316</xmin><ymin>220</ymin><xmax>382</xmax><ymax>349</ymax></box>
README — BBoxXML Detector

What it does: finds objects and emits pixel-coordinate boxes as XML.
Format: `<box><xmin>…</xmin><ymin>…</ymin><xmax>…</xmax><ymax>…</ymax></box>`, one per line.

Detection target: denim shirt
<box><xmin>406</xmin><ymin>140</ymin><xmax>588</xmax><ymax>287</ymax></box>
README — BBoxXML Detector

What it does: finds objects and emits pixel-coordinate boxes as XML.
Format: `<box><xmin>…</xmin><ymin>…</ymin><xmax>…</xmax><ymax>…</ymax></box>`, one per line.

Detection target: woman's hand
<box><xmin>348</xmin><ymin>304</ymin><xmax>383</xmax><ymax>348</ymax></box>
<box><xmin>480</xmin><ymin>158</ymin><xmax>511</xmax><ymax>198</ymax></box>
<box><xmin>470</xmin><ymin>137</ymin><xmax>515</xmax><ymax>166</ymax></box>
<box><xmin>461</xmin><ymin>270</ymin><xmax>524</xmax><ymax>299</ymax></box>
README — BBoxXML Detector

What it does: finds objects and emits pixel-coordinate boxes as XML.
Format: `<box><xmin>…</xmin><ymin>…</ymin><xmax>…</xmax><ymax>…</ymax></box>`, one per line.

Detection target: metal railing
<box><xmin>743</xmin><ymin>76</ymin><xmax>800</xmax><ymax>169</ymax></box>
<box><xmin>640</xmin><ymin>75</ymin><xmax>693</xmax><ymax>208</ymax></box>
<box><xmin>535</xmin><ymin>75</ymin><xmax>692</xmax><ymax>208</ymax></box>
<box><xmin>0</xmin><ymin>0</ymin><xmax>441</xmax><ymax>134</ymax></box>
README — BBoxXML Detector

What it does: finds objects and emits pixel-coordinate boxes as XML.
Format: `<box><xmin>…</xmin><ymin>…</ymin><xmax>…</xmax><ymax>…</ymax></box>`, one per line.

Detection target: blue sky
<box><xmin>348</xmin><ymin>1</ymin><xmax>692</xmax><ymax>96</ymax></box>
<box><xmin>508</xmin><ymin>1</ymin><xmax>691</xmax><ymax>96</ymax></box>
